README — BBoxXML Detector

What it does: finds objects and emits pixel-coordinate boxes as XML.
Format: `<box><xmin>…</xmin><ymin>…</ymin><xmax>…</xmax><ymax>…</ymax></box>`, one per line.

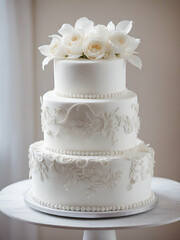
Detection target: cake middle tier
<box><xmin>41</xmin><ymin>90</ymin><xmax>140</xmax><ymax>154</ymax></box>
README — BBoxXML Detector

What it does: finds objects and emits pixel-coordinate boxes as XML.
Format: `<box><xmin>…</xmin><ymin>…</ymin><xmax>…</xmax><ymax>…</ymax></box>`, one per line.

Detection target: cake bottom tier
<box><xmin>29</xmin><ymin>141</ymin><xmax>155</xmax><ymax>212</ymax></box>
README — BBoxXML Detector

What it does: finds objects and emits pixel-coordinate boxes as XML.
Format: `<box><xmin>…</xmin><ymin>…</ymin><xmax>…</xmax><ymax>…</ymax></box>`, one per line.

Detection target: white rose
<box><xmin>63</xmin><ymin>32</ymin><xmax>83</xmax><ymax>59</ymax></box>
<box><xmin>109</xmin><ymin>31</ymin><xmax>142</xmax><ymax>69</ymax></box>
<box><xmin>108</xmin><ymin>20</ymin><xmax>138</xmax><ymax>54</ymax></box>
<box><xmin>92</xmin><ymin>24</ymin><xmax>109</xmax><ymax>39</ymax></box>
<box><xmin>84</xmin><ymin>38</ymin><xmax>105</xmax><ymax>60</ymax></box>
<box><xmin>109</xmin><ymin>31</ymin><xmax>140</xmax><ymax>54</ymax></box>
<box><xmin>75</xmin><ymin>17</ymin><xmax>94</xmax><ymax>36</ymax></box>
<box><xmin>97</xmin><ymin>25</ymin><xmax>114</xmax><ymax>57</ymax></box>
<box><xmin>108</xmin><ymin>20</ymin><xmax>142</xmax><ymax>69</ymax></box>
<box><xmin>109</xmin><ymin>31</ymin><xmax>130</xmax><ymax>54</ymax></box>
<box><xmin>58</xmin><ymin>23</ymin><xmax>84</xmax><ymax>59</ymax></box>
<box><xmin>38</xmin><ymin>35</ymin><xmax>67</xmax><ymax>70</ymax></box>
<box><xmin>86</xmin><ymin>24</ymin><xmax>113</xmax><ymax>59</ymax></box>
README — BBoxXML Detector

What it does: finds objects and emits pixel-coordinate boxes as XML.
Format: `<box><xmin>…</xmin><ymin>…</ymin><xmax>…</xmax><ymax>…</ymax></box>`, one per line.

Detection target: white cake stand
<box><xmin>0</xmin><ymin>177</ymin><xmax>179</xmax><ymax>240</ymax></box>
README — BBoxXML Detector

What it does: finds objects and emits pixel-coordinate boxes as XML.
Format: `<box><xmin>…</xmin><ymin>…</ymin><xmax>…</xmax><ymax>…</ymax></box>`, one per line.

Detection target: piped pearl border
<box><xmin>44</xmin><ymin>142</ymin><xmax>143</xmax><ymax>156</ymax></box>
<box><xmin>31</xmin><ymin>192</ymin><xmax>155</xmax><ymax>212</ymax></box>
<box><xmin>54</xmin><ymin>89</ymin><xmax>127</xmax><ymax>99</ymax></box>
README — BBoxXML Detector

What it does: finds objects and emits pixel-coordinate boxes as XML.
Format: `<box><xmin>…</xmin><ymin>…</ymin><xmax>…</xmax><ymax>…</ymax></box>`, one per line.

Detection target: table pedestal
<box><xmin>83</xmin><ymin>230</ymin><xmax>116</xmax><ymax>240</ymax></box>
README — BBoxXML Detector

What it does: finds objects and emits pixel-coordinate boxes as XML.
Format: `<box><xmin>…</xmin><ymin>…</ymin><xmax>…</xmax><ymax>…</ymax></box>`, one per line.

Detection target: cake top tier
<box><xmin>54</xmin><ymin>58</ymin><xmax>126</xmax><ymax>98</ymax></box>
<box><xmin>39</xmin><ymin>17</ymin><xmax>142</xmax><ymax>70</ymax></box>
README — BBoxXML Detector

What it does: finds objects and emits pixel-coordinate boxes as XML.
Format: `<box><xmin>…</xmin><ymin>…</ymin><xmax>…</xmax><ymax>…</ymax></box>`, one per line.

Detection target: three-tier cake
<box><xmin>29</xmin><ymin>18</ymin><xmax>155</xmax><ymax>212</ymax></box>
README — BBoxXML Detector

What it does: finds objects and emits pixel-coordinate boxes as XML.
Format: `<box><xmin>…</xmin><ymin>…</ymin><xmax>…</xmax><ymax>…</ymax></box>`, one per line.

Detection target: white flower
<box><xmin>58</xmin><ymin>24</ymin><xmax>84</xmax><ymax>59</ymax></box>
<box><xmin>58</xmin><ymin>17</ymin><xmax>94</xmax><ymax>59</ymax></box>
<box><xmin>38</xmin><ymin>18</ymin><xmax>142</xmax><ymax>69</ymax></box>
<box><xmin>116</xmin><ymin>20</ymin><xmax>133</xmax><ymax>34</ymax></box>
<box><xmin>84</xmin><ymin>38</ymin><xmax>105</xmax><ymax>60</ymax></box>
<box><xmin>121</xmin><ymin>54</ymin><xmax>142</xmax><ymax>69</ymax></box>
<box><xmin>107</xmin><ymin>21</ymin><xmax>115</xmax><ymax>32</ymax></box>
<box><xmin>57</xmin><ymin>18</ymin><xmax>94</xmax><ymax>59</ymax></box>
<box><xmin>108</xmin><ymin>20</ymin><xmax>142</xmax><ymax>69</ymax></box>
<box><xmin>91</xmin><ymin>24</ymin><xmax>110</xmax><ymax>40</ymax></box>
<box><xmin>87</xmin><ymin>24</ymin><xmax>114</xmax><ymax>59</ymax></box>
<box><xmin>75</xmin><ymin>17</ymin><xmax>94</xmax><ymax>36</ymax></box>
<box><xmin>109</xmin><ymin>31</ymin><xmax>139</xmax><ymax>54</ymax></box>
<box><xmin>109</xmin><ymin>30</ymin><xmax>142</xmax><ymax>69</ymax></box>
<box><xmin>38</xmin><ymin>35</ymin><xmax>67</xmax><ymax>70</ymax></box>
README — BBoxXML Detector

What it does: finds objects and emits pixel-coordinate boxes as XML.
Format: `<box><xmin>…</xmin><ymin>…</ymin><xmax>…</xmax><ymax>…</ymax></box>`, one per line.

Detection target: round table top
<box><xmin>0</xmin><ymin>177</ymin><xmax>179</xmax><ymax>230</ymax></box>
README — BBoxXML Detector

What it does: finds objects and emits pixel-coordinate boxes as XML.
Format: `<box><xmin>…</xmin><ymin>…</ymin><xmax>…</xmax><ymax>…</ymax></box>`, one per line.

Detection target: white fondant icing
<box><xmin>54</xmin><ymin>59</ymin><xmax>126</xmax><ymax>96</ymax></box>
<box><xmin>41</xmin><ymin>90</ymin><xmax>140</xmax><ymax>152</ymax></box>
<box><xmin>29</xmin><ymin>141</ymin><xmax>154</xmax><ymax>209</ymax></box>
<box><xmin>30</xmin><ymin>41</ymin><xmax>154</xmax><ymax>213</ymax></box>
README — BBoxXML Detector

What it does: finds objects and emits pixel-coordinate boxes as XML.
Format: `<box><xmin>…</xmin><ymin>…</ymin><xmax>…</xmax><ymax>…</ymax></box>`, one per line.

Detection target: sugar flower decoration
<box><xmin>39</xmin><ymin>17</ymin><xmax>142</xmax><ymax>70</ymax></box>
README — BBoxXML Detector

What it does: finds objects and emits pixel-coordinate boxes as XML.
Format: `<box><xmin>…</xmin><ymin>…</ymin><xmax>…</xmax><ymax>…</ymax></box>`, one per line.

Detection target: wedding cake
<box><xmin>29</xmin><ymin>18</ymin><xmax>155</xmax><ymax>212</ymax></box>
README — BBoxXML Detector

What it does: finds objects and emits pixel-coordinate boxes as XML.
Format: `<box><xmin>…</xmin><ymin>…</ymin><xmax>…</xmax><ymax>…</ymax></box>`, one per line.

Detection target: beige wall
<box><xmin>33</xmin><ymin>0</ymin><xmax>180</xmax><ymax>239</ymax></box>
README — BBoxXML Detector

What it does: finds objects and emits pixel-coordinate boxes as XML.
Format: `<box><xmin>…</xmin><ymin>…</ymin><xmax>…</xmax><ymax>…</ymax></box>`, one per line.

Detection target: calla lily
<box><xmin>121</xmin><ymin>54</ymin><xmax>142</xmax><ymax>69</ymax></box>
<box><xmin>58</xmin><ymin>24</ymin><xmax>74</xmax><ymax>36</ymax></box>
<box><xmin>124</xmin><ymin>37</ymin><xmax>140</xmax><ymax>54</ymax></box>
<box><xmin>116</xmin><ymin>20</ymin><xmax>133</xmax><ymax>34</ymax></box>
<box><xmin>39</xmin><ymin>45</ymin><xmax>51</xmax><ymax>57</ymax></box>
<box><xmin>42</xmin><ymin>56</ymin><xmax>52</xmax><ymax>70</ymax></box>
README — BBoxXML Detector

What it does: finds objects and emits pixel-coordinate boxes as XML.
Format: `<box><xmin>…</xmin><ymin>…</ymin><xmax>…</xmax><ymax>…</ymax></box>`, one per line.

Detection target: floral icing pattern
<box><xmin>40</xmin><ymin>99</ymin><xmax>140</xmax><ymax>146</ymax></box>
<box><xmin>38</xmin><ymin>17</ymin><xmax>142</xmax><ymax>70</ymax></box>
<box><xmin>127</xmin><ymin>144</ymin><xmax>155</xmax><ymax>190</ymax></box>
<box><xmin>29</xmin><ymin>151</ymin><xmax>48</xmax><ymax>182</ymax></box>
<box><xmin>29</xmin><ymin>143</ymin><xmax>122</xmax><ymax>198</ymax></box>
<box><xmin>29</xmin><ymin>141</ymin><xmax>154</xmax><ymax>197</ymax></box>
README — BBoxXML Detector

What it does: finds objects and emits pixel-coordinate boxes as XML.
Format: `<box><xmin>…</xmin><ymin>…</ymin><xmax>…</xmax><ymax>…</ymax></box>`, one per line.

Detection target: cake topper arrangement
<box><xmin>39</xmin><ymin>17</ymin><xmax>142</xmax><ymax>70</ymax></box>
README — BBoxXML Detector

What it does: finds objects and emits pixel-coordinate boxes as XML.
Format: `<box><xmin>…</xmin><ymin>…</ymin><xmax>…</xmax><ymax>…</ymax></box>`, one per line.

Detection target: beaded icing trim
<box><xmin>44</xmin><ymin>142</ymin><xmax>143</xmax><ymax>156</ymax></box>
<box><xmin>31</xmin><ymin>192</ymin><xmax>155</xmax><ymax>212</ymax></box>
<box><xmin>54</xmin><ymin>89</ymin><xmax>127</xmax><ymax>99</ymax></box>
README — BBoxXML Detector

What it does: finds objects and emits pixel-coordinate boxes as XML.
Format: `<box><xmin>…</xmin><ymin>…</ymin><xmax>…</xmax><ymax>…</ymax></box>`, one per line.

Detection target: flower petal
<box><xmin>58</xmin><ymin>24</ymin><xmax>74</xmax><ymax>36</ymax></box>
<box><xmin>85</xmin><ymin>52</ymin><xmax>104</xmax><ymax>60</ymax></box>
<box><xmin>116</xmin><ymin>20</ymin><xmax>133</xmax><ymax>34</ymax></box>
<box><xmin>111</xmin><ymin>43</ymin><xmax>125</xmax><ymax>54</ymax></box>
<box><xmin>125</xmin><ymin>37</ymin><xmax>140</xmax><ymax>53</ymax></box>
<box><xmin>92</xmin><ymin>25</ymin><xmax>109</xmax><ymax>40</ymax></box>
<box><xmin>42</xmin><ymin>56</ymin><xmax>52</xmax><ymax>70</ymax></box>
<box><xmin>38</xmin><ymin>45</ymin><xmax>51</xmax><ymax>57</ymax></box>
<box><xmin>107</xmin><ymin>21</ymin><xmax>115</xmax><ymax>31</ymax></box>
<box><xmin>122</xmin><ymin>54</ymin><xmax>142</xmax><ymax>69</ymax></box>
<box><xmin>75</xmin><ymin>17</ymin><xmax>94</xmax><ymax>32</ymax></box>
<box><xmin>49</xmin><ymin>34</ymin><xmax>62</xmax><ymax>41</ymax></box>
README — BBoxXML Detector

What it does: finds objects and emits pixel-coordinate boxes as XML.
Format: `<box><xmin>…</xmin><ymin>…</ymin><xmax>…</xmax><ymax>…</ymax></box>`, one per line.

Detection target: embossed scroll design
<box><xmin>29</xmin><ymin>145</ymin><xmax>122</xmax><ymax>198</ymax></box>
<box><xmin>40</xmin><ymin>97</ymin><xmax>140</xmax><ymax>145</ymax></box>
